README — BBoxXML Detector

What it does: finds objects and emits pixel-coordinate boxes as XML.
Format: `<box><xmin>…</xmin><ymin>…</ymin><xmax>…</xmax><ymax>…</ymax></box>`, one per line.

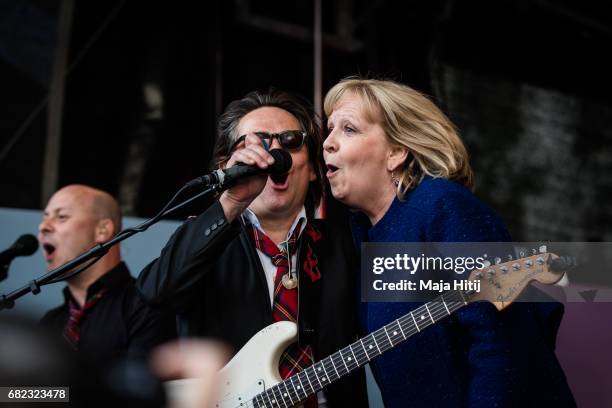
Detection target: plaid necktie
<box><xmin>63</xmin><ymin>287</ymin><xmax>108</xmax><ymax>349</ymax></box>
<box><xmin>250</xmin><ymin>221</ymin><xmax>318</xmax><ymax>407</ymax></box>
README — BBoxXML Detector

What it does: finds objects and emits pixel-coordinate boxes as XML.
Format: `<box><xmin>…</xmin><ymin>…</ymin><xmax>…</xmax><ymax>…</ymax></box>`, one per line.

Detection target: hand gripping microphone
<box><xmin>187</xmin><ymin>149</ymin><xmax>292</xmax><ymax>190</ymax></box>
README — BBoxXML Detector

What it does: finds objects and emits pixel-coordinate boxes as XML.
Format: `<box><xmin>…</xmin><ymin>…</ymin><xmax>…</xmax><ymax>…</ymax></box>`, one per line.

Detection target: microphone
<box><xmin>187</xmin><ymin>149</ymin><xmax>292</xmax><ymax>190</ymax></box>
<box><xmin>1</xmin><ymin>234</ymin><xmax>39</xmax><ymax>281</ymax></box>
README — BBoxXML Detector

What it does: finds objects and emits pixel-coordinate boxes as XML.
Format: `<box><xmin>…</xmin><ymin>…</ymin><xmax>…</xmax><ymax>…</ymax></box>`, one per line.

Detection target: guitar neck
<box><xmin>254</xmin><ymin>290</ymin><xmax>468</xmax><ymax>407</ymax></box>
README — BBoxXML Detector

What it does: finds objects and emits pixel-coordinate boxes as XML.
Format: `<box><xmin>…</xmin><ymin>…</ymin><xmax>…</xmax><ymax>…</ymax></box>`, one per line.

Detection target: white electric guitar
<box><xmin>166</xmin><ymin>248</ymin><xmax>569</xmax><ymax>408</ymax></box>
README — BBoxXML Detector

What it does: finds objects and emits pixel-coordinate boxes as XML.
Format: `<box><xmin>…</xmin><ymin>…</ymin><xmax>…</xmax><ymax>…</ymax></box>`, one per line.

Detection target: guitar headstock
<box><xmin>465</xmin><ymin>246</ymin><xmax>566</xmax><ymax>310</ymax></box>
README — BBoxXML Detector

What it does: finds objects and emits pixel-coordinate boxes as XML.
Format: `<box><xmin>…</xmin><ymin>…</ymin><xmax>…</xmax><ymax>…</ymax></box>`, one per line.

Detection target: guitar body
<box><xmin>165</xmin><ymin>251</ymin><xmax>567</xmax><ymax>408</ymax></box>
<box><xmin>165</xmin><ymin>321</ymin><xmax>297</xmax><ymax>408</ymax></box>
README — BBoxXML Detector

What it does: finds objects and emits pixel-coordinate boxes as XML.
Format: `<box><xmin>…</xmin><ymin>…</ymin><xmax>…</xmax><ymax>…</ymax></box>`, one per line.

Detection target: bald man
<box><xmin>39</xmin><ymin>185</ymin><xmax>176</xmax><ymax>364</ymax></box>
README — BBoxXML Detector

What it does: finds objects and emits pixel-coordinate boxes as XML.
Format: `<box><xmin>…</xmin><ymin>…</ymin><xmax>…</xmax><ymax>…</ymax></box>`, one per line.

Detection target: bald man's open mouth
<box><xmin>42</xmin><ymin>242</ymin><xmax>56</xmax><ymax>262</ymax></box>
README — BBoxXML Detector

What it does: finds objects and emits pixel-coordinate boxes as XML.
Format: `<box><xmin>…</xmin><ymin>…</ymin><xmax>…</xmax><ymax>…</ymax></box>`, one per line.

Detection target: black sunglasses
<box><xmin>230</xmin><ymin>130</ymin><xmax>307</xmax><ymax>152</ymax></box>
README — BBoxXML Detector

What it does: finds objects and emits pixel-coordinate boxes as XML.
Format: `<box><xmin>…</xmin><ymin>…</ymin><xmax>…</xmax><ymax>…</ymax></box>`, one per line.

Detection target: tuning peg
<box><xmin>539</xmin><ymin>245</ymin><xmax>547</xmax><ymax>254</ymax></box>
<box><xmin>494</xmin><ymin>257</ymin><xmax>501</xmax><ymax>265</ymax></box>
<box><xmin>507</xmin><ymin>254</ymin><xmax>513</xmax><ymax>261</ymax></box>
<box><xmin>482</xmin><ymin>260</ymin><xmax>491</xmax><ymax>268</ymax></box>
<box><xmin>512</xmin><ymin>262</ymin><xmax>520</xmax><ymax>271</ymax></box>
<box><xmin>519</xmin><ymin>251</ymin><xmax>525</xmax><ymax>258</ymax></box>
<box><xmin>532</xmin><ymin>249</ymin><xmax>537</xmax><ymax>255</ymax></box>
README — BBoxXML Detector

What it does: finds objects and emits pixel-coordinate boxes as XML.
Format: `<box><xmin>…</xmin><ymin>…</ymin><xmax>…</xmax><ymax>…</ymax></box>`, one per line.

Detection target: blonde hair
<box><xmin>324</xmin><ymin>77</ymin><xmax>473</xmax><ymax>198</ymax></box>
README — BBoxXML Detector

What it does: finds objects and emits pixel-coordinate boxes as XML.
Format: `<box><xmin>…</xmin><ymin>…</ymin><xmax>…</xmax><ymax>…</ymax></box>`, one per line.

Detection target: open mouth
<box><xmin>43</xmin><ymin>243</ymin><xmax>56</xmax><ymax>257</ymax></box>
<box><xmin>326</xmin><ymin>164</ymin><xmax>339</xmax><ymax>176</ymax></box>
<box><xmin>270</xmin><ymin>172</ymin><xmax>289</xmax><ymax>185</ymax></box>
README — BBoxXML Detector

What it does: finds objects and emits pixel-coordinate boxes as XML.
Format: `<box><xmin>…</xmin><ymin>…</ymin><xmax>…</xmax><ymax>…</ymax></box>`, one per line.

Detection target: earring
<box><xmin>391</xmin><ymin>171</ymin><xmax>400</xmax><ymax>186</ymax></box>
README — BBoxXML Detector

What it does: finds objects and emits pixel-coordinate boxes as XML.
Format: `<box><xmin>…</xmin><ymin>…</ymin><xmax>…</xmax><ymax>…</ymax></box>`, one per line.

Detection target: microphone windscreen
<box><xmin>268</xmin><ymin>149</ymin><xmax>293</xmax><ymax>174</ymax></box>
<box><xmin>15</xmin><ymin>234</ymin><xmax>39</xmax><ymax>256</ymax></box>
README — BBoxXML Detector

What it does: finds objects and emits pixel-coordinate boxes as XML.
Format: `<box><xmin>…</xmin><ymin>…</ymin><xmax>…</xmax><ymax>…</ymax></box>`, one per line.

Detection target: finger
<box><xmin>244</xmin><ymin>134</ymin><xmax>275</xmax><ymax>164</ymax></box>
<box><xmin>231</xmin><ymin>140</ymin><xmax>275</xmax><ymax>167</ymax></box>
<box><xmin>228</xmin><ymin>148</ymin><xmax>270</xmax><ymax>168</ymax></box>
<box><xmin>151</xmin><ymin>340</ymin><xmax>230</xmax><ymax>408</ymax></box>
<box><xmin>244</xmin><ymin>133</ymin><xmax>264</xmax><ymax>149</ymax></box>
<box><xmin>150</xmin><ymin>340</ymin><xmax>229</xmax><ymax>380</ymax></box>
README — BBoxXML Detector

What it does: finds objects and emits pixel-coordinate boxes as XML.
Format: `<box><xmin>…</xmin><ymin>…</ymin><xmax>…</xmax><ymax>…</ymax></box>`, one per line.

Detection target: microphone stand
<box><xmin>0</xmin><ymin>184</ymin><xmax>221</xmax><ymax>311</ymax></box>
<box><xmin>1</xmin><ymin>262</ymin><xmax>9</xmax><ymax>284</ymax></box>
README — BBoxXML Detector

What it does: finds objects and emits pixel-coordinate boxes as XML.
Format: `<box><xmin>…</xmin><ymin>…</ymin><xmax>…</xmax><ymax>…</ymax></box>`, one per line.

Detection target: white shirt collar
<box><xmin>243</xmin><ymin>206</ymin><xmax>307</xmax><ymax>248</ymax></box>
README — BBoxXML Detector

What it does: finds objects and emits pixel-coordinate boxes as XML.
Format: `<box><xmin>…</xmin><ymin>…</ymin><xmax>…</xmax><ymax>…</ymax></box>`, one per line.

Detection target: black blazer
<box><xmin>136</xmin><ymin>201</ymin><xmax>368</xmax><ymax>407</ymax></box>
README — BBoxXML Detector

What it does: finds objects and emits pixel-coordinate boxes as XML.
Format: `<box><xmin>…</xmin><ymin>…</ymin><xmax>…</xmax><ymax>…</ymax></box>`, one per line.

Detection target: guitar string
<box><xmin>241</xmin><ymin>254</ymin><xmax>537</xmax><ymax>406</ymax></box>
<box><xmin>247</xmin><ymin>291</ymin><xmax>466</xmax><ymax>408</ymax></box>
<box><xmin>255</xmin><ymin>273</ymin><xmax>534</xmax><ymax>407</ymax></box>
<box><xmin>268</xmin><ymin>291</ymin><xmax>465</xmax><ymax>408</ymax></box>
<box><xmin>240</xmin><ymin>290</ymin><xmax>468</xmax><ymax>408</ymax></box>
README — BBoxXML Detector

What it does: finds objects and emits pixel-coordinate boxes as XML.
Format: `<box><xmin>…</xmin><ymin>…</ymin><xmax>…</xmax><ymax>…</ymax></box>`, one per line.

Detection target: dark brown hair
<box><xmin>212</xmin><ymin>89</ymin><xmax>326</xmax><ymax>218</ymax></box>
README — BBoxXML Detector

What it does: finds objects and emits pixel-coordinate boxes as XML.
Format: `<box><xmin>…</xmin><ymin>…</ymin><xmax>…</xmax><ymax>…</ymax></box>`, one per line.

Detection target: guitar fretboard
<box><xmin>251</xmin><ymin>290</ymin><xmax>468</xmax><ymax>408</ymax></box>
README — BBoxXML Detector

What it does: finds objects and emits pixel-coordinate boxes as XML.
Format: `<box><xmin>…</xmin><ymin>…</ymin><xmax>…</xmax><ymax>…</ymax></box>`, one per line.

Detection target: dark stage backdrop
<box><xmin>439</xmin><ymin>65</ymin><xmax>612</xmax><ymax>243</ymax></box>
<box><xmin>1</xmin><ymin>0</ymin><xmax>611</xmax><ymax>238</ymax></box>
<box><xmin>1</xmin><ymin>1</ymin><xmax>612</xmax><ymax>406</ymax></box>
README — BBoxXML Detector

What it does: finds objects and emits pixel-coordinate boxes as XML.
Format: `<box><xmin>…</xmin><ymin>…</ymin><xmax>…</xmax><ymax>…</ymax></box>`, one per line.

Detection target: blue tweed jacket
<box><xmin>351</xmin><ymin>176</ymin><xmax>576</xmax><ymax>408</ymax></box>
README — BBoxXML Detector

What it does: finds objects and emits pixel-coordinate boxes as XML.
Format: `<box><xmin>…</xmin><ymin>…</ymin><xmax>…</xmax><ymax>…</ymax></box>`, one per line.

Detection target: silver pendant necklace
<box><xmin>281</xmin><ymin>273</ymin><xmax>298</xmax><ymax>290</ymax></box>
<box><xmin>281</xmin><ymin>242</ymin><xmax>297</xmax><ymax>290</ymax></box>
